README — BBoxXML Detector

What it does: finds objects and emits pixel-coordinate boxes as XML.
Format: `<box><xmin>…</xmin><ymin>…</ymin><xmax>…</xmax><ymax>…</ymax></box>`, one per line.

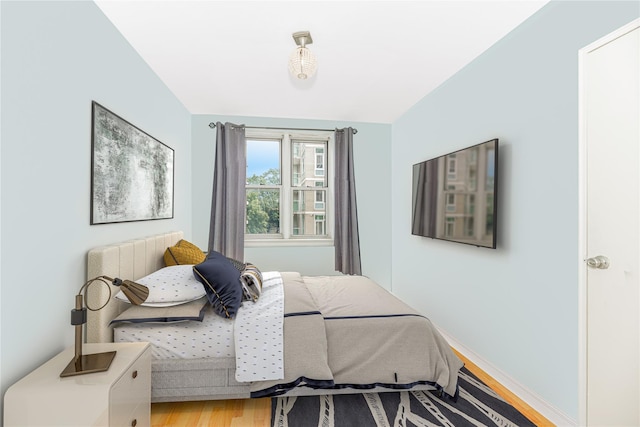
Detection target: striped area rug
<box><xmin>271</xmin><ymin>367</ymin><xmax>536</xmax><ymax>427</ymax></box>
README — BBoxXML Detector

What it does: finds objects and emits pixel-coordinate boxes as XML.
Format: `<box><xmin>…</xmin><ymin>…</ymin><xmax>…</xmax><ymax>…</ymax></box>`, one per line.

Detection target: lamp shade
<box><xmin>288</xmin><ymin>47</ymin><xmax>317</xmax><ymax>80</ymax></box>
<box><xmin>111</xmin><ymin>277</ymin><xmax>149</xmax><ymax>305</ymax></box>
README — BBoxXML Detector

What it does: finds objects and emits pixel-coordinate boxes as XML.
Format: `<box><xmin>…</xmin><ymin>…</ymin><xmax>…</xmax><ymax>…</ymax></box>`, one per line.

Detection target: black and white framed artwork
<box><xmin>91</xmin><ymin>101</ymin><xmax>174</xmax><ymax>225</ymax></box>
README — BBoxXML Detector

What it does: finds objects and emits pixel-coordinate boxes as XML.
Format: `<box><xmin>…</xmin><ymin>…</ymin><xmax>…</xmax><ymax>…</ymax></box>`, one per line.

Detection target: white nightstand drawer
<box><xmin>110</xmin><ymin>348</ymin><xmax>151</xmax><ymax>426</ymax></box>
<box><xmin>4</xmin><ymin>343</ymin><xmax>151</xmax><ymax>427</ymax></box>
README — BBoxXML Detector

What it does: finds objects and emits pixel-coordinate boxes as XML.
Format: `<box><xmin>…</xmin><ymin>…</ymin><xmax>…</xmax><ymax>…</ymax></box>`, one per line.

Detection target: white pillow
<box><xmin>110</xmin><ymin>297</ymin><xmax>209</xmax><ymax>324</ymax></box>
<box><xmin>115</xmin><ymin>265</ymin><xmax>206</xmax><ymax>307</ymax></box>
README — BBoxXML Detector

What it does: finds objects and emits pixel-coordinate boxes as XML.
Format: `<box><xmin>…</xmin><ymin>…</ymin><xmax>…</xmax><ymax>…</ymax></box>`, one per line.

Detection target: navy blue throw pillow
<box><xmin>192</xmin><ymin>251</ymin><xmax>242</xmax><ymax>319</ymax></box>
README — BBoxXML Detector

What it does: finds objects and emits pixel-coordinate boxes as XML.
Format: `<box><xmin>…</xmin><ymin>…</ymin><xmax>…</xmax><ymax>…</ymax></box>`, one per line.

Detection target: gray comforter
<box><xmin>250</xmin><ymin>272</ymin><xmax>463</xmax><ymax>398</ymax></box>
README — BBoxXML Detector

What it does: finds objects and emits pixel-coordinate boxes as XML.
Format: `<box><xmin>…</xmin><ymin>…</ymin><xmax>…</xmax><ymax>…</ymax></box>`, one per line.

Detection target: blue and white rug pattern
<box><xmin>271</xmin><ymin>368</ymin><xmax>537</xmax><ymax>427</ymax></box>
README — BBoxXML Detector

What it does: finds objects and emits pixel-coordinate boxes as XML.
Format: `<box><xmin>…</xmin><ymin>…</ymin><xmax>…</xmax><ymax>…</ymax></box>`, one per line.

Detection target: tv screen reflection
<box><xmin>412</xmin><ymin>139</ymin><xmax>498</xmax><ymax>248</ymax></box>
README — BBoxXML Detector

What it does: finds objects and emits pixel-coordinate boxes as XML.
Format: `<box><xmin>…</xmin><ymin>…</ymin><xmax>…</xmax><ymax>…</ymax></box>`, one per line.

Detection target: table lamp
<box><xmin>60</xmin><ymin>276</ymin><xmax>149</xmax><ymax>377</ymax></box>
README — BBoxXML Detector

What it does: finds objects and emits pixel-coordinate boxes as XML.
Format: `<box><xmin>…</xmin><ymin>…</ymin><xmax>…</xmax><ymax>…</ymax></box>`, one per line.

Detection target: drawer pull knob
<box><xmin>131</xmin><ymin>419</ymin><xmax>137</xmax><ymax>427</ymax></box>
<box><xmin>132</xmin><ymin>370</ymin><xmax>138</xmax><ymax>379</ymax></box>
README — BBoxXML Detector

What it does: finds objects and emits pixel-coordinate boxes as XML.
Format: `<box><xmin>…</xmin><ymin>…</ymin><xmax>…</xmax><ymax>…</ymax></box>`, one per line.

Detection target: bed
<box><xmin>86</xmin><ymin>231</ymin><xmax>463</xmax><ymax>403</ymax></box>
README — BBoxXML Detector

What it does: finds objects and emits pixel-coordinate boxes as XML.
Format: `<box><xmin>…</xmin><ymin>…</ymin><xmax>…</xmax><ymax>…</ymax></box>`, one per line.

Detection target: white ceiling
<box><xmin>95</xmin><ymin>0</ymin><xmax>549</xmax><ymax>124</ymax></box>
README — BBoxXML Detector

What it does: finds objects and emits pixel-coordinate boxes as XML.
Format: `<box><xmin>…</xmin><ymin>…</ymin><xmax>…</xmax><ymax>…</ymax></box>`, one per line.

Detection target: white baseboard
<box><xmin>437</xmin><ymin>327</ymin><xmax>577</xmax><ymax>427</ymax></box>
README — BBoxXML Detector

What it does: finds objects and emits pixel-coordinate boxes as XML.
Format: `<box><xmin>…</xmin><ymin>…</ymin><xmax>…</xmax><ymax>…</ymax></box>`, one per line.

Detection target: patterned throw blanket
<box><xmin>234</xmin><ymin>271</ymin><xmax>285</xmax><ymax>382</ymax></box>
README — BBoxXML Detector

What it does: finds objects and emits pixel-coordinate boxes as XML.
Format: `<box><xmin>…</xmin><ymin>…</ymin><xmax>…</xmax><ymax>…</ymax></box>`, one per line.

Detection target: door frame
<box><xmin>577</xmin><ymin>17</ymin><xmax>640</xmax><ymax>426</ymax></box>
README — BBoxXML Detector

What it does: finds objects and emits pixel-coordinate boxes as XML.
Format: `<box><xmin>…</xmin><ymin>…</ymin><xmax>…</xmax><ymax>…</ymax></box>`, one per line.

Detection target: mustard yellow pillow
<box><xmin>164</xmin><ymin>239</ymin><xmax>206</xmax><ymax>266</ymax></box>
<box><xmin>175</xmin><ymin>239</ymin><xmax>202</xmax><ymax>253</ymax></box>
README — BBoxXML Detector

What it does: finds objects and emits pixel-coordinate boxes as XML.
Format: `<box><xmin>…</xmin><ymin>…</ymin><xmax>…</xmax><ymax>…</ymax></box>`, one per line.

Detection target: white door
<box><xmin>579</xmin><ymin>19</ymin><xmax>640</xmax><ymax>427</ymax></box>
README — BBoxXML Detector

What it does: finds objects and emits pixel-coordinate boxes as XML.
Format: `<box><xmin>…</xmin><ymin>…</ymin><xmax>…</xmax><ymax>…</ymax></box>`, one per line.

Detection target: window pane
<box><xmin>247</xmin><ymin>139</ymin><xmax>281</xmax><ymax>185</ymax></box>
<box><xmin>292</xmin><ymin>189</ymin><xmax>326</xmax><ymax>237</ymax></box>
<box><xmin>246</xmin><ymin>188</ymin><xmax>280</xmax><ymax>234</ymax></box>
<box><xmin>291</xmin><ymin>140</ymin><xmax>326</xmax><ymax>187</ymax></box>
<box><xmin>315</xmin><ymin>148</ymin><xmax>325</xmax><ymax>177</ymax></box>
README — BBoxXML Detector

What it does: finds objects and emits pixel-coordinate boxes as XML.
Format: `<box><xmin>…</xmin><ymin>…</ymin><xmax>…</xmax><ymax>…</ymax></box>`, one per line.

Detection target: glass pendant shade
<box><xmin>288</xmin><ymin>46</ymin><xmax>317</xmax><ymax>80</ymax></box>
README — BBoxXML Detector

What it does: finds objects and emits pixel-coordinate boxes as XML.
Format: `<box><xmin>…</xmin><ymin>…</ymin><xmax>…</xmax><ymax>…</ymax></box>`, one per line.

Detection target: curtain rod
<box><xmin>208</xmin><ymin>122</ymin><xmax>357</xmax><ymax>134</ymax></box>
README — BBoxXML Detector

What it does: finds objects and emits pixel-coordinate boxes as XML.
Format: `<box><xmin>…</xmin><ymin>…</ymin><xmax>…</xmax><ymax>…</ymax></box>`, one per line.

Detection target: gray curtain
<box><xmin>334</xmin><ymin>127</ymin><xmax>362</xmax><ymax>275</ymax></box>
<box><xmin>208</xmin><ymin>122</ymin><xmax>246</xmax><ymax>261</ymax></box>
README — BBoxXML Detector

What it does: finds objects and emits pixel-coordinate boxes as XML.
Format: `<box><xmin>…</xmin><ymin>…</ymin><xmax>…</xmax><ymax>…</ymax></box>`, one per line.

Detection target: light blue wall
<box><xmin>0</xmin><ymin>0</ymin><xmax>191</xmax><ymax>408</ymax></box>
<box><xmin>391</xmin><ymin>1</ymin><xmax>639</xmax><ymax>421</ymax></box>
<box><xmin>191</xmin><ymin>115</ymin><xmax>392</xmax><ymax>288</ymax></box>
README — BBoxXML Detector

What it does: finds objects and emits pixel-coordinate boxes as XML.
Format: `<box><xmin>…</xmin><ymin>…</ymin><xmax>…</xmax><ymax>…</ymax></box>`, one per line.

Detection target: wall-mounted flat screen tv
<box><xmin>411</xmin><ymin>139</ymin><xmax>498</xmax><ymax>249</ymax></box>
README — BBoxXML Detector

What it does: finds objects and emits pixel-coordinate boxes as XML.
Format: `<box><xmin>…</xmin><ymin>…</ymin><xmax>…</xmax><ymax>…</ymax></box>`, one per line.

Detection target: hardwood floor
<box><xmin>151</xmin><ymin>398</ymin><xmax>271</xmax><ymax>427</ymax></box>
<box><xmin>151</xmin><ymin>349</ymin><xmax>553</xmax><ymax>426</ymax></box>
<box><xmin>451</xmin><ymin>349</ymin><xmax>553</xmax><ymax>427</ymax></box>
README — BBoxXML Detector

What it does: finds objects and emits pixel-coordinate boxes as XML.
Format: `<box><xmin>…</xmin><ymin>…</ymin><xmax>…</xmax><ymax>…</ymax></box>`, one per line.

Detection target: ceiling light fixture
<box><xmin>288</xmin><ymin>31</ymin><xmax>317</xmax><ymax>80</ymax></box>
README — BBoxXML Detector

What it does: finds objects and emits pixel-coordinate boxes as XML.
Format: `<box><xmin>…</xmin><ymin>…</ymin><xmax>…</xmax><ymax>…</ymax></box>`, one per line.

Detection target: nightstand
<box><xmin>4</xmin><ymin>342</ymin><xmax>151</xmax><ymax>427</ymax></box>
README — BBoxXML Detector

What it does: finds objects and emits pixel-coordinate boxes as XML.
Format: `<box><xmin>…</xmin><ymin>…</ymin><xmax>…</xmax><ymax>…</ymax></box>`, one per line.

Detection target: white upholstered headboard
<box><xmin>86</xmin><ymin>231</ymin><xmax>184</xmax><ymax>343</ymax></box>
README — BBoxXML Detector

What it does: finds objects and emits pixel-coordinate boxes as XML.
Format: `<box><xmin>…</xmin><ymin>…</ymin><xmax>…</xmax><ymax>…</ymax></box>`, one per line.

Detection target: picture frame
<box><xmin>90</xmin><ymin>101</ymin><xmax>174</xmax><ymax>225</ymax></box>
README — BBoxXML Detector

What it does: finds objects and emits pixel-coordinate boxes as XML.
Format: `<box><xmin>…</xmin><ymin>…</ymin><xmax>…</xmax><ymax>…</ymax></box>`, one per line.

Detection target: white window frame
<box><xmin>245</xmin><ymin>128</ymin><xmax>334</xmax><ymax>247</ymax></box>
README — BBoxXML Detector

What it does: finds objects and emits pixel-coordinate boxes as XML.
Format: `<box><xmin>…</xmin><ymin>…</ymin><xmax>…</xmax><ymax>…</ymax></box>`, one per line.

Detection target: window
<box><xmin>464</xmin><ymin>217</ymin><xmax>474</xmax><ymax>237</ymax></box>
<box><xmin>245</xmin><ymin>129</ymin><xmax>334</xmax><ymax>246</ymax></box>
<box><xmin>245</xmin><ymin>139</ymin><xmax>280</xmax><ymax>235</ymax></box>
<box><xmin>447</xmin><ymin>154</ymin><xmax>457</xmax><ymax>180</ymax></box>
<box><xmin>445</xmin><ymin>217</ymin><xmax>455</xmax><ymax>236</ymax></box>
<box><xmin>315</xmin><ymin>190</ymin><xmax>325</xmax><ymax>210</ymax></box>
<box><xmin>466</xmin><ymin>194</ymin><xmax>475</xmax><ymax>215</ymax></box>
<box><xmin>315</xmin><ymin>147</ymin><xmax>325</xmax><ymax>176</ymax></box>
<box><xmin>485</xmin><ymin>193</ymin><xmax>494</xmax><ymax>235</ymax></box>
<box><xmin>315</xmin><ymin>214</ymin><xmax>326</xmax><ymax>235</ymax></box>
<box><xmin>446</xmin><ymin>193</ymin><xmax>456</xmax><ymax>212</ymax></box>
